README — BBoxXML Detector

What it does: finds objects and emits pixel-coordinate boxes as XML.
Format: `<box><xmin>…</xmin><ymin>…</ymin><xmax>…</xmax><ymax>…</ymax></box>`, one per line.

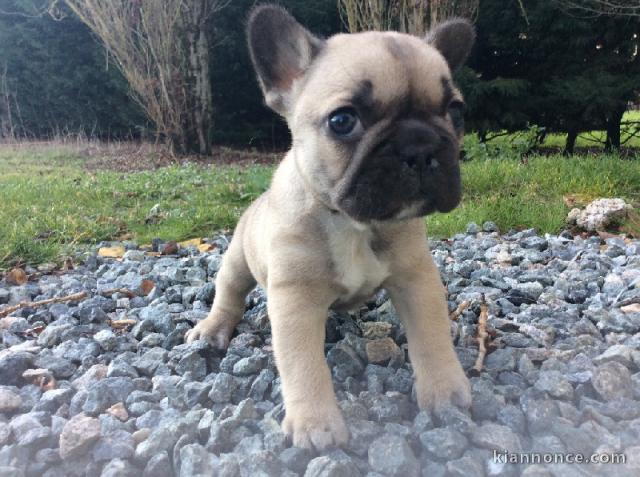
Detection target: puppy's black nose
<box><xmin>393</xmin><ymin>120</ymin><xmax>439</xmax><ymax>169</ymax></box>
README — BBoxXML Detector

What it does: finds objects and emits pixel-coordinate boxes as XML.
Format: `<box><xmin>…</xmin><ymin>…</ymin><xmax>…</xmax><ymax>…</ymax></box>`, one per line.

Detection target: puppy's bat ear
<box><xmin>426</xmin><ymin>18</ymin><xmax>475</xmax><ymax>72</ymax></box>
<box><xmin>247</xmin><ymin>5</ymin><xmax>324</xmax><ymax>116</ymax></box>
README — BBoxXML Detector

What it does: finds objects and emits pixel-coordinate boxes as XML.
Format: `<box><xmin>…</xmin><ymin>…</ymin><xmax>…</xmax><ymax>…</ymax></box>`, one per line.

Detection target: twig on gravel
<box><xmin>98</xmin><ymin>288</ymin><xmax>137</xmax><ymax>298</ymax></box>
<box><xmin>108</xmin><ymin>318</ymin><xmax>137</xmax><ymax>330</ymax></box>
<box><xmin>0</xmin><ymin>291</ymin><xmax>87</xmax><ymax>318</ymax></box>
<box><xmin>472</xmin><ymin>294</ymin><xmax>489</xmax><ymax>374</ymax></box>
<box><xmin>98</xmin><ymin>279</ymin><xmax>154</xmax><ymax>298</ymax></box>
<box><xmin>16</xmin><ymin>325</ymin><xmax>45</xmax><ymax>338</ymax></box>
<box><xmin>449</xmin><ymin>300</ymin><xmax>471</xmax><ymax>321</ymax></box>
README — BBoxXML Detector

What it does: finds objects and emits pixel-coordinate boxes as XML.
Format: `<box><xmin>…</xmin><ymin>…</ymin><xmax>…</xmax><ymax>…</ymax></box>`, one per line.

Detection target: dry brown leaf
<box><xmin>6</xmin><ymin>268</ymin><xmax>28</xmax><ymax>285</ymax></box>
<box><xmin>563</xmin><ymin>195</ymin><xmax>576</xmax><ymax>208</ymax></box>
<box><xmin>62</xmin><ymin>258</ymin><xmax>75</xmax><ymax>272</ymax></box>
<box><xmin>98</xmin><ymin>245</ymin><xmax>125</xmax><ymax>258</ymax></box>
<box><xmin>597</xmin><ymin>231</ymin><xmax>620</xmax><ymax>241</ymax></box>
<box><xmin>100</xmin><ymin>288</ymin><xmax>135</xmax><ymax>298</ymax></box>
<box><xmin>197</xmin><ymin>243</ymin><xmax>214</xmax><ymax>253</ymax></box>
<box><xmin>145</xmin><ymin>252</ymin><xmax>161</xmax><ymax>257</ymax></box>
<box><xmin>178</xmin><ymin>238</ymin><xmax>203</xmax><ymax>248</ymax></box>
<box><xmin>140</xmin><ymin>279</ymin><xmax>155</xmax><ymax>296</ymax></box>
<box><xmin>621</xmin><ymin>303</ymin><xmax>640</xmax><ymax>314</ymax></box>
<box><xmin>160</xmin><ymin>241</ymin><xmax>178</xmax><ymax>255</ymax></box>
<box><xmin>107</xmin><ymin>402</ymin><xmax>129</xmax><ymax>421</ymax></box>
<box><xmin>562</xmin><ymin>193</ymin><xmax>592</xmax><ymax>208</ymax></box>
<box><xmin>39</xmin><ymin>375</ymin><xmax>57</xmax><ymax>391</ymax></box>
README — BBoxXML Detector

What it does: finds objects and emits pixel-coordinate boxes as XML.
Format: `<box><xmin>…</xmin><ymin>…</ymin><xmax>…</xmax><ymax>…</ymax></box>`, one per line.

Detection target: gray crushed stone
<box><xmin>1</xmin><ymin>226</ymin><xmax>640</xmax><ymax>476</ymax></box>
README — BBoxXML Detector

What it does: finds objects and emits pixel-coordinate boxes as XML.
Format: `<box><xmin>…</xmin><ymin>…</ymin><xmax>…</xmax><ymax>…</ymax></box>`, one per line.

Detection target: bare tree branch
<box><xmin>338</xmin><ymin>0</ymin><xmax>479</xmax><ymax>35</ymax></box>
<box><xmin>0</xmin><ymin>62</ymin><xmax>15</xmax><ymax>141</ymax></box>
<box><xmin>552</xmin><ymin>0</ymin><xmax>640</xmax><ymax>17</ymax></box>
<box><xmin>62</xmin><ymin>0</ymin><xmax>228</xmax><ymax>155</ymax></box>
<box><xmin>0</xmin><ymin>0</ymin><xmax>65</xmax><ymax>19</ymax></box>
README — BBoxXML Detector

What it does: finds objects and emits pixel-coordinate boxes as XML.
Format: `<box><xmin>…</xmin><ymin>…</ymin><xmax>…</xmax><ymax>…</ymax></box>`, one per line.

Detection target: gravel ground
<box><xmin>1</xmin><ymin>224</ymin><xmax>640</xmax><ymax>477</ymax></box>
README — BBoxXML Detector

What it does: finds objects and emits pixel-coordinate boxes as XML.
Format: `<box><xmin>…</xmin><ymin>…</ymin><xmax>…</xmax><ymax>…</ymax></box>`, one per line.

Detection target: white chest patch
<box><xmin>329</xmin><ymin>221</ymin><xmax>390</xmax><ymax>302</ymax></box>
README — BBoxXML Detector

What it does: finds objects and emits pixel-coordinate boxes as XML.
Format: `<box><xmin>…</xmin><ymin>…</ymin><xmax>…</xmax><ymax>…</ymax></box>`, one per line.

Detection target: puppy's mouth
<box><xmin>333</xmin><ymin>119</ymin><xmax>461</xmax><ymax>222</ymax></box>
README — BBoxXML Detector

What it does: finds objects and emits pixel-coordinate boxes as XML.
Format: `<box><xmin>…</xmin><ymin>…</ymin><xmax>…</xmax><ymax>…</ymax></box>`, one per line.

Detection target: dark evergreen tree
<box><xmin>463</xmin><ymin>0</ymin><xmax>639</xmax><ymax>153</ymax></box>
<box><xmin>0</xmin><ymin>0</ymin><xmax>144</xmax><ymax>139</ymax></box>
<box><xmin>209</xmin><ymin>0</ymin><xmax>341</xmax><ymax>148</ymax></box>
<box><xmin>1</xmin><ymin>0</ymin><xmax>637</xmax><ymax>153</ymax></box>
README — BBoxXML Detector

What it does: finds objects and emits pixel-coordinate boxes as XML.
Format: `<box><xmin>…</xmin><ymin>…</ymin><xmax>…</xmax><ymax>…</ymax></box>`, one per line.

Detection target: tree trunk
<box><xmin>537</xmin><ymin>128</ymin><xmax>547</xmax><ymax>146</ymax></box>
<box><xmin>0</xmin><ymin>94</ymin><xmax>10</xmax><ymax>139</ymax></box>
<box><xmin>564</xmin><ymin>129</ymin><xmax>577</xmax><ymax>155</ymax></box>
<box><xmin>186</xmin><ymin>0</ymin><xmax>212</xmax><ymax>155</ymax></box>
<box><xmin>65</xmin><ymin>0</ymin><xmax>220</xmax><ymax>157</ymax></box>
<box><xmin>0</xmin><ymin>63</ymin><xmax>14</xmax><ymax>139</ymax></box>
<box><xmin>604</xmin><ymin>108</ymin><xmax>624</xmax><ymax>152</ymax></box>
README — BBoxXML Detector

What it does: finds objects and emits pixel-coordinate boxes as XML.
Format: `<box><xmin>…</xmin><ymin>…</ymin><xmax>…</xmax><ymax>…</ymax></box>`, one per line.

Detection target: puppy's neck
<box><xmin>273</xmin><ymin>151</ymin><xmax>375</xmax><ymax>233</ymax></box>
<box><xmin>276</xmin><ymin>149</ymin><xmax>335</xmax><ymax>209</ymax></box>
<box><xmin>335</xmin><ymin>213</ymin><xmax>370</xmax><ymax>232</ymax></box>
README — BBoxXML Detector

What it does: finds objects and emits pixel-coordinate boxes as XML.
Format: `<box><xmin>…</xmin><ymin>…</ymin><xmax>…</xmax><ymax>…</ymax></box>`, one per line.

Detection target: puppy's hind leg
<box><xmin>185</xmin><ymin>232</ymin><xmax>256</xmax><ymax>350</ymax></box>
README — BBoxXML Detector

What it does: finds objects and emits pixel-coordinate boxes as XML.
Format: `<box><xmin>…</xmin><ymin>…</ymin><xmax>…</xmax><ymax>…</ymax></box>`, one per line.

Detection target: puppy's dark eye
<box><xmin>328</xmin><ymin>108</ymin><xmax>359</xmax><ymax>136</ymax></box>
<box><xmin>448</xmin><ymin>101</ymin><xmax>465</xmax><ymax>132</ymax></box>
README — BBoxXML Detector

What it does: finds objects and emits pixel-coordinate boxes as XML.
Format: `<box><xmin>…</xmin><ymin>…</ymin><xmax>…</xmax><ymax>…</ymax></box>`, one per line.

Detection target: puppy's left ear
<box><xmin>247</xmin><ymin>5</ymin><xmax>324</xmax><ymax>116</ymax></box>
<box><xmin>426</xmin><ymin>19</ymin><xmax>475</xmax><ymax>72</ymax></box>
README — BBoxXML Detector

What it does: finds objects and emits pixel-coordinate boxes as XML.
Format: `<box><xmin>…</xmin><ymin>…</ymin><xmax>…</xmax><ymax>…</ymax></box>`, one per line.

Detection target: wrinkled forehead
<box><xmin>296</xmin><ymin>31</ymin><xmax>455</xmax><ymax>119</ymax></box>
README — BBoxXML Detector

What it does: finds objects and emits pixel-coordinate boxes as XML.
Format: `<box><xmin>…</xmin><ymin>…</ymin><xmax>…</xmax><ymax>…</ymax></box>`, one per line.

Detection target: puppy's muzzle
<box><xmin>336</xmin><ymin>119</ymin><xmax>461</xmax><ymax>222</ymax></box>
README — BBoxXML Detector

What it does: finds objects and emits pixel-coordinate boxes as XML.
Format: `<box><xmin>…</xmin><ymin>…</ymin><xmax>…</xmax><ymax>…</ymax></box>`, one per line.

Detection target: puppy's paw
<box><xmin>185</xmin><ymin>317</ymin><xmax>234</xmax><ymax>350</ymax></box>
<box><xmin>415</xmin><ymin>364</ymin><xmax>471</xmax><ymax>412</ymax></box>
<box><xmin>282</xmin><ymin>403</ymin><xmax>349</xmax><ymax>451</ymax></box>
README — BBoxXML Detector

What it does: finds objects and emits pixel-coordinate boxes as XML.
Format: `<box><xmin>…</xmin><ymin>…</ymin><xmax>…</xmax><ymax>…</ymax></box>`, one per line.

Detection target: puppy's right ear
<box><xmin>247</xmin><ymin>5</ymin><xmax>324</xmax><ymax>116</ymax></box>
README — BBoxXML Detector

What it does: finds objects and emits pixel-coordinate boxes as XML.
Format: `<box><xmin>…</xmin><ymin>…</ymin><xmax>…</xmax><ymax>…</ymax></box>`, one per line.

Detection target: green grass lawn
<box><xmin>547</xmin><ymin>110</ymin><xmax>640</xmax><ymax>149</ymax></box>
<box><xmin>0</xmin><ymin>145</ymin><xmax>639</xmax><ymax>271</ymax></box>
<box><xmin>495</xmin><ymin>111</ymin><xmax>640</xmax><ymax>150</ymax></box>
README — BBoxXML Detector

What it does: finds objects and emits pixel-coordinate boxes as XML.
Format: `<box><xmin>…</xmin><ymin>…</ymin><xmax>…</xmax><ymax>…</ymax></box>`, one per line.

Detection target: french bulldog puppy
<box><xmin>187</xmin><ymin>4</ymin><xmax>475</xmax><ymax>450</ymax></box>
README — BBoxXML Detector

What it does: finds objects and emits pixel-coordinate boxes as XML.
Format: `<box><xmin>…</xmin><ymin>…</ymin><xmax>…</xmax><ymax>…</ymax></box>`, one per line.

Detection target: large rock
<box><xmin>420</xmin><ymin>428</ymin><xmax>468</xmax><ymax>461</ymax></box>
<box><xmin>0</xmin><ymin>351</ymin><xmax>34</xmax><ymax>386</ymax></box>
<box><xmin>368</xmin><ymin>433</ymin><xmax>419</xmax><ymax>477</ymax></box>
<box><xmin>304</xmin><ymin>454</ymin><xmax>361</xmax><ymax>477</ymax></box>
<box><xmin>0</xmin><ymin>388</ymin><xmax>22</xmax><ymax>413</ymax></box>
<box><xmin>470</xmin><ymin>422</ymin><xmax>523</xmax><ymax>453</ymax></box>
<box><xmin>567</xmin><ymin>198</ymin><xmax>632</xmax><ymax>231</ymax></box>
<box><xmin>591</xmin><ymin>361</ymin><xmax>632</xmax><ymax>400</ymax></box>
<box><xmin>82</xmin><ymin>377</ymin><xmax>135</xmax><ymax>415</ymax></box>
<box><xmin>179</xmin><ymin>443</ymin><xmax>219</xmax><ymax>477</ymax></box>
<box><xmin>59</xmin><ymin>413</ymin><xmax>101</xmax><ymax>460</ymax></box>
<box><xmin>100</xmin><ymin>458</ymin><xmax>138</xmax><ymax>477</ymax></box>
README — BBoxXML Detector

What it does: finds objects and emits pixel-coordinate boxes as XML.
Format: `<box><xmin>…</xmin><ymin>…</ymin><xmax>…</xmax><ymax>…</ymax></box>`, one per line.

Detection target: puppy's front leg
<box><xmin>186</xmin><ymin>227</ymin><xmax>256</xmax><ymax>349</ymax></box>
<box><xmin>386</xmin><ymin>254</ymin><xmax>471</xmax><ymax>411</ymax></box>
<box><xmin>268</xmin><ymin>285</ymin><xmax>348</xmax><ymax>450</ymax></box>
